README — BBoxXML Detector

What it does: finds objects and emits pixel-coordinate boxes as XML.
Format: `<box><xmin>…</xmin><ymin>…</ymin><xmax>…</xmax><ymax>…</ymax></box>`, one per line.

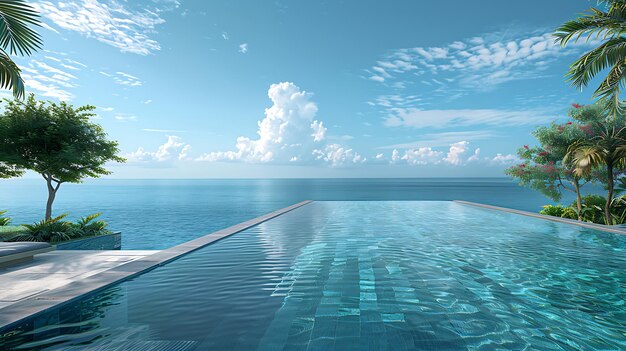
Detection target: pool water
<box><xmin>1</xmin><ymin>201</ymin><xmax>625</xmax><ymax>350</ymax></box>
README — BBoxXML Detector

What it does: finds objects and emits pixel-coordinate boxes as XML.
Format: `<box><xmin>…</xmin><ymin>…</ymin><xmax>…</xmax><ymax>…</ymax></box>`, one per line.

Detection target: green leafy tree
<box><xmin>0</xmin><ymin>0</ymin><xmax>42</xmax><ymax>99</ymax></box>
<box><xmin>565</xmin><ymin>104</ymin><xmax>626</xmax><ymax>225</ymax></box>
<box><xmin>0</xmin><ymin>95</ymin><xmax>125</xmax><ymax>220</ymax></box>
<box><xmin>506</xmin><ymin>115</ymin><xmax>591</xmax><ymax>219</ymax></box>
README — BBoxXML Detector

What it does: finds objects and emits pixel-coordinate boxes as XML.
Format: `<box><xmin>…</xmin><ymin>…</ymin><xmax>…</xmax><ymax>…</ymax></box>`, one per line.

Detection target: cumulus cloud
<box><xmin>443</xmin><ymin>141</ymin><xmax>469</xmax><ymax>165</ymax></box>
<box><xmin>468</xmin><ymin>148</ymin><xmax>481</xmax><ymax>162</ymax></box>
<box><xmin>34</xmin><ymin>0</ymin><xmax>177</xmax><ymax>55</ymax></box>
<box><xmin>396</xmin><ymin>147</ymin><xmax>443</xmax><ymax>165</ymax></box>
<box><xmin>126</xmin><ymin>136</ymin><xmax>191</xmax><ymax>163</ymax></box>
<box><xmin>313</xmin><ymin>144</ymin><xmax>364</xmax><ymax>167</ymax></box>
<box><xmin>387</xmin><ymin>141</ymin><xmax>482</xmax><ymax>166</ymax></box>
<box><xmin>490</xmin><ymin>153</ymin><xmax>518</xmax><ymax>164</ymax></box>
<box><xmin>198</xmin><ymin>82</ymin><xmax>362</xmax><ymax>167</ymax></box>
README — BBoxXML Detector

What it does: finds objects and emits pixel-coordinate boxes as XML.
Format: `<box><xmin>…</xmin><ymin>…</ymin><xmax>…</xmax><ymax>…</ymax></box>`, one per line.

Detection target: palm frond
<box><xmin>565</xmin><ymin>144</ymin><xmax>606</xmax><ymax>176</ymax></box>
<box><xmin>0</xmin><ymin>48</ymin><xmax>23</xmax><ymax>98</ymax></box>
<box><xmin>0</xmin><ymin>0</ymin><xmax>42</xmax><ymax>56</ymax></box>
<box><xmin>554</xmin><ymin>9</ymin><xmax>626</xmax><ymax>46</ymax></box>
<box><xmin>567</xmin><ymin>37</ymin><xmax>626</xmax><ymax>89</ymax></box>
<box><xmin>593</xmin><ymin>58</ymin><xmax>626</xmax><ymax>115</ymax></box>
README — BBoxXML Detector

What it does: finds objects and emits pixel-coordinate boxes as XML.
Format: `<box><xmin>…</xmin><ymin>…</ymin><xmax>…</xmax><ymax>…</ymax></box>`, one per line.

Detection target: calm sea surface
<box><xmin>0</xmin><ymin>178</ymin><xmax>598</xmax><ymax>249</ymax></box>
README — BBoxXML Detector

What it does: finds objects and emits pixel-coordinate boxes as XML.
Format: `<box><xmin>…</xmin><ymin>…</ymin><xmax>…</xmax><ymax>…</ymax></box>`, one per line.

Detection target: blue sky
<box><xmin>7</xmin><ymin>0</ymin><xmax>604</xmax><ymax>178</ymax></box>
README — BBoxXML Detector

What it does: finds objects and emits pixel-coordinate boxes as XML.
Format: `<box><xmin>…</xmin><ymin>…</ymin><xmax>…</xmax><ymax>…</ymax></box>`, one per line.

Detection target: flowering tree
<box><xmin>506</xmin><ymin>104</ymin><xmax>596</xmax><ymax>219</ymax></box>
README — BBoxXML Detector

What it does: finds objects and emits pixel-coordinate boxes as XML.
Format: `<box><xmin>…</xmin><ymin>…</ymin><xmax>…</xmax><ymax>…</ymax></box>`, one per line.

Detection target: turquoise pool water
<box><xmin>1</xmin><ymin>201</ymin><xmax>625</xmax><ymax>350</ymax></box>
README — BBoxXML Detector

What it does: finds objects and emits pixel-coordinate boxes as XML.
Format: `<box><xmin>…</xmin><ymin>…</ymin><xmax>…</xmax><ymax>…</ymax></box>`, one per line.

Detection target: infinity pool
<box><xmin>1</xmin><ymin>201</ymin><xmax>625</xmax><ymax>350</ymax></box>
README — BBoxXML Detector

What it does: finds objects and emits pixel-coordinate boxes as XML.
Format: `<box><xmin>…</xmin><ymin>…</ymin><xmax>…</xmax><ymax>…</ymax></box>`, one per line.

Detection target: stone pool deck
<box><xmin>0</xmin><ymin>250</ymin><xmax>157</xmax><ymax>310</ymax></box>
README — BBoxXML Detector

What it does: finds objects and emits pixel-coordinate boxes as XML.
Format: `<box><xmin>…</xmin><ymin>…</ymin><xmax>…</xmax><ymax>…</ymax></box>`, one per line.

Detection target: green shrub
<box><xmin>7</xmin><ymin>213</ymin><xmax>111</xmax><ymax>243</ymax></box>
<box><xmin>540</xmin><ymin>205</ymin><xmax>566</xmax><ymax>217</ymax></box>
<box><xmin>10</xmin><ymin>214</ymin><xmax>73</xmax><ymax>243</ymax></box>
<box><xmin>560</xmin><ymin>207</ymin><xmax>578</xmax><ymax>220</ymax></box>
<box><xmin>73</xmin><ymin>213</ymin><xmax>109</xmax><ymax>237</ymax></box>
<box><xmin>0</xmin><ymin>210</ymin><xmax>10</xmax><ymax>226</ymax></box>
<box><xmin>572</xmin><ymin>195</ymin><xmax>606</xmax><ymax>224</ymax></box>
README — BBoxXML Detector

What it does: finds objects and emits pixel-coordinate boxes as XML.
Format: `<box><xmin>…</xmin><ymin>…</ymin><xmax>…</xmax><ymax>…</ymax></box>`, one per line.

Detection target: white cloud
<box><xmin>198</xmin><ymin>82</ymin><xmax>361</xmax><ymax>167</ymax></box>
<box><xmin>394</xmin><ymin>147</ymin><xmax>443</xmax><ymax>165</ymax></box>
<box><xmin>222</xmin><ymin>31</ymin><xmax>229</xmax><ymax>40</ymax></box>
<box><xmin>126</xmin><ymin>136</ymin><xmax>191</xmax><ymax>163</ymax></box>
<box><xmin>313</xmin><ymin>144</ymin><xmax>364</xmax><ymax>167</ymax></box>
<box><xmin>468</xmin><ymin>148</ymin><xmax>481</xmax><ymax>162</ymax></box>
<box><xmin>142</xmin><ymin>99</ymin><xmax>153</xmax><ymax>104</ymax></box>
<box><xmin>111</xmin><ymin>71</ymin><xmax>142</xmax><ymax>86</ymax></box>
<box><xmin>384</xmin><ymin>108</ymin><xmax>553</xmax><ymax>129</ymax></box>
<box><xmin>380</xmin><ymin>130</ymin><xmax>495</xmax><ymax>149</ymax></box>
<box><xmin>367</xmin><ymin>31</ymin><xmax>598</xmax><ymax>90</ymax></box>
<box><xmin>143</xmin><ymin>128</ymin><xmax>185</xmax><ymax>133</ymax></box>
<box><xmin>239</xmin><ymin>43</ymin><xmax>248</xmax><ymax>53</ymax></box>
<box><xmin>490</xmin><ymin>153</ymin><xmax>518</xmax><ymax>164</ymax></box>
<box><xmin>18</xmin><ymin>57</ymin><xmax>85</xmax><ymax>101</ymax></box>
<box><xmin>443</xmin><ymin>141</ymin><xmax>469</xmax><ymax>165</ymax></box>
<box><xmin>114</xmin><ymin>113</ymin><xmax>137</xmax><ymax>121</ymax></box>
<box><xmin>34</xmin><ymin>0</ymin><xmax>177</xmax><ymax>55</ymax></box>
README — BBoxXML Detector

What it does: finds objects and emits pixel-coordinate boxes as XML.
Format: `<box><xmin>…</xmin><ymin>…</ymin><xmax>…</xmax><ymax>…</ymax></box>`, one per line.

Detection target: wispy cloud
<box><xmin>366</xmin><ymin>30</ymin><xmax>597</xmax><ymax>91</ymax></box>
<box><xmin>384</xmin><ymin>108</ymin><xmax>556</xmax><ymax>129</ymax></box>
<box><xmin>114</xmin><ymin>113</ymin><xmax>137</xmax><ymax>121</ymax></box>
<box><xmin>99</xmin><ymin>71</ymin><xmax>142</xmax><ymax>87</ymax></box>
<box><xmin>34</xmin><ymin>0</ymin><xmax>178</xmax><ymax>55</ymax></box>
<box><xmin>380</xmin><ymin>130</ymin><xmax>497</xmax><ymax>149</ymax></box>
<box><xmin>17</xmin><ymin>54</ymin><xmax>86</xmax><ymax>101</ymax></box>
<box><xmin>239</xmin><ymin>43</ymin><xmax>248</xmax><ymax>54</ymax></box>
<box><xmin>143</xmin><ymin>128</ymin><xmax>185</xmax><ymax>133</ymax></box>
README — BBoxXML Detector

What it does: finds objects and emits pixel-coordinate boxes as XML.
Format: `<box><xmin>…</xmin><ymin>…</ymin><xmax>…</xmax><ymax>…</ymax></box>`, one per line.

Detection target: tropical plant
<box><xmin>10</xmin><ymin>214</ymin><xmax>72</xmax><ymax>243</ymax></box>
<box><xmin>0</xmin><ymin>0</ymin><xmax>42</xmax><ymax>99</ymax></box>
<box><xmin>506</xmin><ymin>106</ymin><xmax>595</xmax><ymax>219</ymax></box>
<box><xmin>540</xmin><ymin>205</ymin><xmax>567</xmax><ymax>217</ymax></box>
<box><xmin>0</xmin><ymin>210</ymin><xmax>10</xmax><ymax>226</ymax></box>
<box><xmin>73</xmin><ymin>213</ymin><xmax>109</xmax><ymax>237</ymax></box>
<box><xmin>560</xmin><ymin>206</ymin><xmax>578</xmax><ymax>220</ymax></box>
<box><xmin>565</xmin><ymin>116</ymin><xmax>626</xmax><ymax>224</ymax></box>
<box><xmin>6</xmin><ymin>213</ymin><xmax>111</xmax><ymax>243</ymax></box>
<box><xmin>0</xmin><ymin>95</ymin><xmax>125</xmax><ymax>220</ymax></box>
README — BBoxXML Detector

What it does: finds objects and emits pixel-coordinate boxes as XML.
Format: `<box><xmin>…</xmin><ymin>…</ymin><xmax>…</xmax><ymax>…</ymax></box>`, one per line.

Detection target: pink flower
<box><xmin>523</xmin><ymin>145</ymin><xmax>529</xmax><ymax>149</ymax></box>
<box><xmin>572</xmin><ymin>103</ymin><xmax>582</xmax><ymax>109</ymax></box>
<box><xmin>566</xmin><ymin>121</ymin><xmax>573</xmax><ymax>125</ymax></box>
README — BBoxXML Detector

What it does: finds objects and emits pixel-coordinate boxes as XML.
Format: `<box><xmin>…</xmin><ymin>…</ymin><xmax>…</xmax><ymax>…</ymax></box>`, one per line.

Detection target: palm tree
<box><xmin>0</xmin><ymin>0</ymin><xmax>42</xmax><ymax>99</ymax></box>
<box><xmin>554</xmin><ymin>0</ymin><xmax>626</xmax><ymax>116</ymax></box>
<box><xmin>565</xmin><ymin>121</ymin><xmax>626</xmax><ymax>225</ymax></box>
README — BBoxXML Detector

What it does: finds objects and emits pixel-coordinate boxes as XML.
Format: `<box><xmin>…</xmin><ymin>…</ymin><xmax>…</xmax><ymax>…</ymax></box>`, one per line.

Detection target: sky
<box><xmin>5</xmin><ymin>0</ymin><xmax>607</xmax><ymax>178</ymax></box>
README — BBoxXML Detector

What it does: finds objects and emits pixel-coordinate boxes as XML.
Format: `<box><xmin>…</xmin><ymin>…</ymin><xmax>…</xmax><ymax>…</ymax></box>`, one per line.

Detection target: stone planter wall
<box><xmin>55</xmin><ymin>232</ymin><xmax>121</xmax><ymax>250</ymax></box>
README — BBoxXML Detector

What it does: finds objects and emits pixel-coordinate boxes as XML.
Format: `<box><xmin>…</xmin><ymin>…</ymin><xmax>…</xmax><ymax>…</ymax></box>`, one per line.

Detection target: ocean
<box><xmin>0</xmin><ymin>178</ymin><xmax>598</xmax><ymax>249</ymax></box>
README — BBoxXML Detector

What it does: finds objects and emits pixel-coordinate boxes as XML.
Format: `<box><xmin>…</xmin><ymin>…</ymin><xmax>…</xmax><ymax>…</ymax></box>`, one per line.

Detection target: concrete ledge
<box><xmin>55</xmin><ymin>232</ymin><xmax>121</xmax><ymax>250</ymax></box>
<box><xmin>454</xmin><ymin>200</ymin><xmax>626</xmax><ymax>235</ymax></box>
<box><xmin>0</xmin><ymin>200</ymin><xmax>313</xmax><ymax>332</ymax></box>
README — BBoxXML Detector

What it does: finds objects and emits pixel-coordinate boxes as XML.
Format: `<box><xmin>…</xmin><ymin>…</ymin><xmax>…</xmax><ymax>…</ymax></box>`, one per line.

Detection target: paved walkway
<box><xmin>0</xmin><ymin>250</ymin><xmax>157</xmax><ymax>310</ymax></box>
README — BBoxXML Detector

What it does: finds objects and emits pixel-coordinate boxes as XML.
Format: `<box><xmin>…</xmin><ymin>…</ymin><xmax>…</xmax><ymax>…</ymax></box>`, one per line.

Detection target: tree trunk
<box><xmin>43</xmin><ymin>173</ymin><xmax>61</xmax><ymax>221</ymax></box>
<box><xmin>606</xmin><ymin>162</ymin><xmax>614</xmax><ymax>225</ymax></box>
<box><xmin>573</xmin><ymin>179</ymin><xmax>582</xmax><ymax>221</ymax></box>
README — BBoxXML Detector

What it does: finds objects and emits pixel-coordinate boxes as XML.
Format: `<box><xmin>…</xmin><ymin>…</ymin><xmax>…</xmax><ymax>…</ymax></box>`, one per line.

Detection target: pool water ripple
<box><xmin>0</xmin><ymin>201</ymin><xmax>625</xmax><ymax>350</ymax></box>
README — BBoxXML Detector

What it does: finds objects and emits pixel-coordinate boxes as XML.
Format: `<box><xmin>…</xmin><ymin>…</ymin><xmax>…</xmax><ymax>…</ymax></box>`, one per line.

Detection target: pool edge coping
<box><xmin>454</xmin><ymin>200</ymin><xmax>626</xmax><ymax>235</ymax></box>
<box><xmin>0</xmin><ymin>200</ymin><xmax>313</xmax><ymax>332</ymax></box>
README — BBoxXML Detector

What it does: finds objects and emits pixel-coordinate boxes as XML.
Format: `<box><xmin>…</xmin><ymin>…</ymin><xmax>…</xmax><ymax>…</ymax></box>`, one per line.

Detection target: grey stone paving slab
<box><xmin>0</xmin><ymin>200</ymin><xmax>312</xmax><ymax>331</ymax></box>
